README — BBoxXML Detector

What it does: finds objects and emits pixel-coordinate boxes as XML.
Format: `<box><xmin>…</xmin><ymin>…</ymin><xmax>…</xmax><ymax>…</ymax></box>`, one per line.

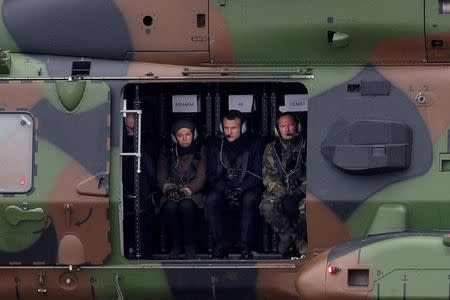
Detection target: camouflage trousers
<box><xmin>260</xmin><ymin>193</ymin><xmax>306</xmax><ymax>254</ymax></box>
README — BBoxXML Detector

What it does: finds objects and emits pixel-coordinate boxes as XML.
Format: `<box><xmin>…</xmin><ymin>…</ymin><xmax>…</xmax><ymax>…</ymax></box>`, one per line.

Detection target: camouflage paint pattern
<box><xmin>0</xmin><ymin>0</ymin><xmax>448</xmax><ymax>299</ymax></box>
<box><xmin>297</xmin><ymin>233</ymin><xmax>450</xmax><ymax>299</ymax></box>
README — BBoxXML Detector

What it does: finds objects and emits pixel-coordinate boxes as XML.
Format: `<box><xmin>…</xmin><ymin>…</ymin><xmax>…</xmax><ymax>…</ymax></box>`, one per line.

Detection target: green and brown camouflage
<box><xmin>0</xmin><ymin>0</ymin><xmax>449</xmax><ymax>299</ymax></box>
<box><xmin>260</xmin><ymin>135</ymin><xmax>306</xmax><ymax>255</ymax></box>
<box><xmin>262</xmin><ymin>136</ymin><xmax>307</xmax><ymax>198</ymax></box>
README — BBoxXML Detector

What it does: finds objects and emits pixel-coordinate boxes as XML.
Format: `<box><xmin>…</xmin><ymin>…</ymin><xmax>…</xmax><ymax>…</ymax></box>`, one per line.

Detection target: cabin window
<box><xmin>439</xmin><ymin>0</ymin><xmax>450</xmax><ymax>14</ymax></box>
<box><xmin>0</xmin><ymin>113</ymin><xmax>34</xmax><ymax>193</ymax></box>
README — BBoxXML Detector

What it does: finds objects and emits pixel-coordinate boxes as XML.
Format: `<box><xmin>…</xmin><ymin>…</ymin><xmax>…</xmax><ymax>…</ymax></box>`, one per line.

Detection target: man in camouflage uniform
<box><xmin>260</xmin><ymin>112</ymin><xmax>307</xmax><ymax>257</ymax></box>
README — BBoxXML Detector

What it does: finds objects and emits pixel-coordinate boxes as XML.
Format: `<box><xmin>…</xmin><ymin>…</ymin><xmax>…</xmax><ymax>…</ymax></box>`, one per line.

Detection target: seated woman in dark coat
<box><xmin>157</xmin><ymin>120</ymin><xmax>206</xmax><ymax>259</ymax></box>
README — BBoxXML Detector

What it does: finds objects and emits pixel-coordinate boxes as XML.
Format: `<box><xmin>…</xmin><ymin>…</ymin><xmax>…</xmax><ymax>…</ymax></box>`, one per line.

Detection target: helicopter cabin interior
<box><xmin>121</xmin><ymin>82</ymin><xmax>308</xmax><ymax>260</ymax></box>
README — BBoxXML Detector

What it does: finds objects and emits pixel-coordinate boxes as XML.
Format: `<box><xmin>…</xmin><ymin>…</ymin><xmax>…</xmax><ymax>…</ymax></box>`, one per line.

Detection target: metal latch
<box><xmin>4</xmin><ymin>205</ymin><xmax>44</xmax><ymax>226</ymax></box>
<box><xmin>37</xmin><ymin>272</ymin><xmax>47</xmax><ymax>294</ymax></box>
<box><xmin>64</xmin><ymin>203</ymin><xmax>72</xmax><ymax>227</ymax></box>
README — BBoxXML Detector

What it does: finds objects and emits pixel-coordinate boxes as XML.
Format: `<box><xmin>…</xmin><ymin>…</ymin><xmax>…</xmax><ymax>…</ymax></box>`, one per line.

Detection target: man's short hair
<box><xmin>277</xmin><ymin>112</ymin><xmax>298</xmax><ymax>125</ymax></box>
<box><xmin>223</xmin><ymin>110</ymin><xmax>244</xmax><ymax>123</ymax></box>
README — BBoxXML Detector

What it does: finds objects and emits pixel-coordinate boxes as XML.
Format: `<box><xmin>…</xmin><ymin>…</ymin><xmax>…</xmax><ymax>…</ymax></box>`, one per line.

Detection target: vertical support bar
<box><xmin>214</xmin><ymin>92</ymin><xmax>221</xmax><ymax>136</ymax></box>
<box><xmin>122</xmin><ymin>100</ymin><xmax>127</xmax><ymax>117</ymax></box>
<box><xmin>271</xmin><ymin>228</ymin><xmax>278</xmax><ymax>253</ymax></box>
<box><xmin>206</xmin><ymin>92</ymin><xmax>213</xmax><ymax>137</ymax></box>
<box><xmin>261</xmin><ymin>92</ymin><xmax>269</xmax><ymax>137</ymax></box>
<box><xmin>270</xmin><ymin>92</ymin><xmax>277</xmax><ymax>137</ymax></box>
<box><xmin>133</xmin><ymin>85</ymin><xmax>142</xmax><ymax>259</ymax></box>
<box><xmin>159</xmin><ymin>92</ymin><xmax>167</xmax><ymax>139</ymax></box>
<box><xmin>263</xmin><ymin>223</ymin><xmax>270</xmax><ymax>253</ymax></box>
<box><xmin>160</xmin><ymin>226</ymin><xmax>167</xmax><ymax>253</ymax></box>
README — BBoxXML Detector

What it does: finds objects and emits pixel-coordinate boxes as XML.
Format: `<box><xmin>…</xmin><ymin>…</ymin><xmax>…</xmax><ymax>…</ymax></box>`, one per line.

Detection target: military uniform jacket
<box><xmin>262</xmin><ymin>136</ymin><xmax>306</xmax><ymax>199</ymax></box>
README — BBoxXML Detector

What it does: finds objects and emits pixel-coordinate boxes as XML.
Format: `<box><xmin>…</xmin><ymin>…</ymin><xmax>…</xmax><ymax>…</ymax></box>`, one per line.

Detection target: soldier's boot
<box><xmin>278</xmin><ymin>236</ymin><xmax>293</xmax><ymax>257</ymax></box>
<box><xmin>295</xmin><ymin>238</ymin><xmax>308</xmax><ymax>256</ymax></box>
<box><xmin>278</xmin><ymin>227</ymin><xmax>298</xmax><ymax>257</ymax></box>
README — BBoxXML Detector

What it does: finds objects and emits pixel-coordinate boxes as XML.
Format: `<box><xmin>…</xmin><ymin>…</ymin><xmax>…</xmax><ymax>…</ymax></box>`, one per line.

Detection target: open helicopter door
<box><xmin>306</xmin><ymin>69</ymin><xmax>433</xmax><ymax>253</ymax></box>
<box><xmin>0</xmin><ymin>80</ymin><xmax>111</xmax><ymax>266</ymax></box>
